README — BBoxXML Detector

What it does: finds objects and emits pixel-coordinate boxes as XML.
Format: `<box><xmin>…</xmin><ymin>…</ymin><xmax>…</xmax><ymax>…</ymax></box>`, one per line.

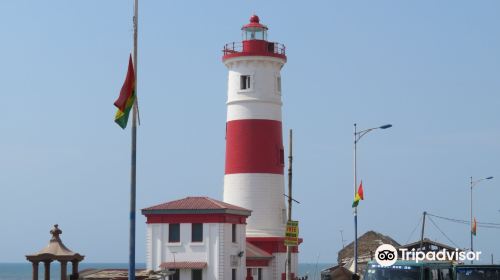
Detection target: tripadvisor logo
<box><xmin>375</xmin><ymin>244</ymin><xmax>398</xmax><ymax>267</ymax></box>
<box><xmin>374</xmin><ymin>244</ymin><xmax>482</xmax><ymax>267</ymax></box>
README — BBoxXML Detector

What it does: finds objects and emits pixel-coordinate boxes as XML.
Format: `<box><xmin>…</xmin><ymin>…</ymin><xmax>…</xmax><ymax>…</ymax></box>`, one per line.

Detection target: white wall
<box><xmin>225</xmin><ymin>57</ymin><xmax>284</xmax><ymax>122</ymax></box>
<box><xmin>146</xmin><ymin>222</ymin><xmax>247</xmax><ymax>280</ymax></box>
<box><xmin>272</xmin><ymin>252</ymin><xmax>299</xmax><ymax>280</ymax></box>
<box><xmin>224</xmin><ymin>174</ymin><xmax>286</xmax><ymax>237</ymax></box>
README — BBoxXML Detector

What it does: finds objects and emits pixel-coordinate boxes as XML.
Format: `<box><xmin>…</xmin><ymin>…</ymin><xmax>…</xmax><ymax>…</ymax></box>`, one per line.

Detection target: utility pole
<box><xmin>420</xmin><ymin>211</ymin><xmax>426</xmax><ymax>251</ymax></box>
<box><xmin>470</xmin><ymin>176</ymin><xmax>494</xmax><ymax>264</ymax></box>
<box><xmin>286</xmin><ymin>129</ymin><xmax>293</xmax><ymax>280</ymax></box>
<box><xmin>352</xmin><ymin>123</ymin><xmax>392</xmax><ymax>275</ymax></box>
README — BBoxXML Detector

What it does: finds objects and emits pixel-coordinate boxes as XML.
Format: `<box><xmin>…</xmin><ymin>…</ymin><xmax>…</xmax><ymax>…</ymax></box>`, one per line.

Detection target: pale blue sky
<box><xmin>1</xmin><ymin>0</ymin><xmax>499</xmax><ymax>264</ymax></box>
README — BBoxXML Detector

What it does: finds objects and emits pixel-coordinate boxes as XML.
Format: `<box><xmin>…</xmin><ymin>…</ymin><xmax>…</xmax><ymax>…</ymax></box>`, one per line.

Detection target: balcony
<box><xmin>222</xmin><ymin>40</ymin><xmax>286</xmax><ymax>61</ymax></box>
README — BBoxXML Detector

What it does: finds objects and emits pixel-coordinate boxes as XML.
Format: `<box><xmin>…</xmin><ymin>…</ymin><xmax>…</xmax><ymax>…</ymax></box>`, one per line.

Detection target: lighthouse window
<box><xmin>192</xmin><ymin>269</ymin><xmax>202</xmax><ymax>280</ymax></box>
<box><xmin>240</xmin><ymin>75</ymin><xmax>251</xmax><ymax>90</ymax></box>
<box><xmin>277</xmin><ymin>76</ymin><xmax>282</xmax><ymax>93</ymax></box>
<box><xmin>191</xmin><ymin>223</ymin><xmax>203</xmax><ymax>242</ymax></box>
<box><xmin>168</xmin><ymin>223</ymin><xmax>180</xmax><ymax>243</ymax></box>
<box><xmin>232</xmin><ymin>224</ymin><xmax>237</xmax><ymax>243</ymax></box>
<box><xmin>171</xmin><ymin>270</ymin><xmax>180</xmax><ymax>280</ymax></box>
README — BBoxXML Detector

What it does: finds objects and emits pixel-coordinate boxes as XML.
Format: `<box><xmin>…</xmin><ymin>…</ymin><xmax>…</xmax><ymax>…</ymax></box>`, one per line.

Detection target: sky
<box><xmin>0</xmin><ymin>0</ymin><xmax>499</xmax><ymax>265</ymax></box>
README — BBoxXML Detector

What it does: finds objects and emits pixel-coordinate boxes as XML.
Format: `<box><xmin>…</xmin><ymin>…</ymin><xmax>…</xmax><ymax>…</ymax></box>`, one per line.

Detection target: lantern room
<box><xmin>223</xmin><ymin>15</ymin><xmax>286</xmax><ymax>61</ymax></box>
<box><xmin>242</xmin><ymin>15</ymin><xmax>268</xmax><ymax>41</ymax></box>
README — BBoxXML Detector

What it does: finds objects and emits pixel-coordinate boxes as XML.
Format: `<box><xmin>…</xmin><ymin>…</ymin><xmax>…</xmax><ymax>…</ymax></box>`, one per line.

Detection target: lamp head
<box><xmin>379</xmin><ymin>124</ymin><xmax>392</xmax><ymax>129</ymax></box>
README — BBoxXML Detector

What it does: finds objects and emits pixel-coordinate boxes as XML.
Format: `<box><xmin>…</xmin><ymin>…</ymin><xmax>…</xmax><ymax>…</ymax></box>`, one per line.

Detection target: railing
<box><xmin>223</xmin><ymin>41</ymin><xmax>286</xmax><ymax>56</ymax></box>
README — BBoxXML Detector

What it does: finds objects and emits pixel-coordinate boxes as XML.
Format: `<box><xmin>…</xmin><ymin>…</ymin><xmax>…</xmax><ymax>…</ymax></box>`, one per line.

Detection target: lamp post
<box><xmin>470</xmin><ymin>176</ymin><xmax>494</xmax><ymax>263</ymax></box>
<box><xmin>353</xmin><ymin>123</ymin><xmax>392</xmax><ymax>274</ymax></box>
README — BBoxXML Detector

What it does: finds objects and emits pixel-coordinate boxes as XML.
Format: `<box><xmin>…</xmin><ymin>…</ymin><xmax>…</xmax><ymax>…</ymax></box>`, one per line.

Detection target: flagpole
<box><xmin>353</xmin><ymin>123</ymin><xmax>358</xmax><ymax>275</ymax></box>
<box><xmin>129</xmin><ymin>0</ymin><xmax>138</xmax><ymax>279</ymax></box>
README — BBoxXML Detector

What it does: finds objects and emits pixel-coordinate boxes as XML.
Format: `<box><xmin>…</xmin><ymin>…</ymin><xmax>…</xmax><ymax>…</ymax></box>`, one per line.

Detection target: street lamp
<box><xmin>353</xmin><ymin>123</ymin><xmax>392</xmax><ymax>274</ymax></box>
<box><xmin>470</xmin><ymin>176</ymin><xmax>494</xmax><ymax>263</ymax></box>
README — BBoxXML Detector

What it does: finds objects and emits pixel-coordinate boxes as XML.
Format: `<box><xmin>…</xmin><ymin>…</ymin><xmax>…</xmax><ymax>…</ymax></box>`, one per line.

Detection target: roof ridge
<box><xmin>206</xmin><ymin>197</ymin><xmax>228</xmax><ymax>209</ymax></box>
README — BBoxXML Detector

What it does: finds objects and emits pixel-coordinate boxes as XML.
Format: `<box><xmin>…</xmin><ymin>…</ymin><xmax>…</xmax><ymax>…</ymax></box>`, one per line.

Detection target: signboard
<box><xmin>230</xmin><ymin>255</ymin><xmax>239</xmax><ymax>267</ymax></box>
<box><xmin>284</xmin><ymin>220</ymin><xmax>299</xmax><ymax>246</ymax></box>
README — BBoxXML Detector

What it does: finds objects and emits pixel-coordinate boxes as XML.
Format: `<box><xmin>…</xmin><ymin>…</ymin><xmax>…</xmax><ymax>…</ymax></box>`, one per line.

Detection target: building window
<box><xmin>240</xmin><ymin>75</ymin><xmax>251</xmax><ymax>90</ymax></box>
<box><xmin>191</xmin><ymin>223</ymin><xmax>203</xmax><ymax>242</ymax></box>
<box><xmin>171</xmin><ymin>269</ymin><xmax>179</xmax><ymax>280</ymax></box>
<box><xmin>232</xmin><ymin>224</ymin><xmax>237</xmax><ymax>243</ymax></box>
<box><xmin>192</xmin><ymin>269</ymin><xmax>202</xmax><ymax>280</ymax></box>
<box><xmin>232</xmin><ymin>269</ymin><xmax>236</xmax><ymax>280</ymax></box>
<box><xmin>168</xmin><ymin>224</ymin><xmax>180</xmax><ymax>243</ymax></box>
<box><xmin>258</xmin><ymin>268</ymin><xmax>262</xmax><ymax>280</ymax></box>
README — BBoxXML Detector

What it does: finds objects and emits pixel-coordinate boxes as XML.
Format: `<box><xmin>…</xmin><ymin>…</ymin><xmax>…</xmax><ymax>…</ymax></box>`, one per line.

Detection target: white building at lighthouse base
<box><xmin>142</xmin><ymin>196</ymin><xmax>284</xmax><ymax>280</ymax></box>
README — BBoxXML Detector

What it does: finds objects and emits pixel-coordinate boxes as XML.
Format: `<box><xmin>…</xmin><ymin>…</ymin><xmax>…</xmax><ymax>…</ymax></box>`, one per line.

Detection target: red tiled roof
<box><xmin>246</xmin><ymin>242</ymin><xmax>273</xmax><ymax>259</ymax></box>
<box><xmin>159</xmin><ymin>261</ymin><xmax>207</xmax><ymax>269</ymax></box>
<box><xmin>143</xmin><ymin>197</ymin><xmax>250</xmax><ymax>212</ymax></box>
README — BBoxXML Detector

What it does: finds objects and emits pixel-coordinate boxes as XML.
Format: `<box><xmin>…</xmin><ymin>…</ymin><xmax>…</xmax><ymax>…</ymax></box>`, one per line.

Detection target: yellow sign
<box><xmin>284</xmin><ymin>220</ymin><xmax>299</xmax><ymax>246</ymax></box>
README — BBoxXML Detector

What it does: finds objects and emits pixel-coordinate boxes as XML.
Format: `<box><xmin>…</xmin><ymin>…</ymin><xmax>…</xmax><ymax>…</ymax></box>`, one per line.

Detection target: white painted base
<box><xmin>223</xmin><ymin>173</ymin><xmax>286</xmax><ymax>237</ymax></box>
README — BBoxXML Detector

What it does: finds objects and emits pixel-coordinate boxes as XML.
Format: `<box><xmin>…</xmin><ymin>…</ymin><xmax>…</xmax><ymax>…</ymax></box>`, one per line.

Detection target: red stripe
<box><xmin>246</xmin><ymin>259</ymin><xmax>271</xmax><ymax>267</ymax></box>
<box><xmin>225</xmin><ymin>119</ymin><xmax>284</xmax><ymax>174</ymax></box>
<box><xmin>145</xmin><ymin>213</ymin><xmax>247</xmax><ymax>224</ymax></box>
<box><xmin>246</xmin><ymin>237</ymin><xmax>301</xmax><ymax>254</ymax></box>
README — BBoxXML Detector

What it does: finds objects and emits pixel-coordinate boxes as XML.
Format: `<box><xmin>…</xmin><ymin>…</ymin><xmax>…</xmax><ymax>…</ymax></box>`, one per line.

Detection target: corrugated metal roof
<box><xmin>159</xmin><ymin>261</ymin><xmax>207</xmax><ymax>269</ymax></box>
<box><xmin>143</xmin><ymin>197</ymin><xmax>250</xmax><ymax>212</ymax></box>
<box><xmin>246</xmin><ymin>242</ymin><xmax>273</xmax><ymax>259</ymax></box>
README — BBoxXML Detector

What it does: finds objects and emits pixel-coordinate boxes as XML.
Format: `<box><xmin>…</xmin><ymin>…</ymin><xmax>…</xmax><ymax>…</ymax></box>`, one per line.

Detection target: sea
<box><xmin>0</xmin><ymin>263</ymin><xmax>333</xmax><ymax>280</ymax></box>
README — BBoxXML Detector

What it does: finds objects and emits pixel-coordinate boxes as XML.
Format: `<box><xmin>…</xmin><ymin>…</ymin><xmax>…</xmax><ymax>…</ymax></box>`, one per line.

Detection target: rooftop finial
<box><xmin>250</xmin><ymin>14</ymin><xmax>260</xmax><ymax>23</ymax></box>
<box><xmin>50</xmin><ymin>224</ymin><xmax>62</xmax><ymax>241</ymax></box>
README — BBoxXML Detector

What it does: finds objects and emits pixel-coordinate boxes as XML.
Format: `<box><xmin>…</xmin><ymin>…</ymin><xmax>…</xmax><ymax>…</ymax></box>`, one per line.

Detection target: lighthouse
<box><xmin>223</xmin><ymin>15</ymin><xmax>299</xmax><ymax>279</ymax></box>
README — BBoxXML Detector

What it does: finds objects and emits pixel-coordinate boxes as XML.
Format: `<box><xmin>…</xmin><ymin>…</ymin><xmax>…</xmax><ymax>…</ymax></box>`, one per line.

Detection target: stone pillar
<box><xmin>31</xmin><ymin>261</ymin><xmax>39</xmax><ymax>280</ymax></box>
<box><xmin>71</xmin><ymin>260</ymin><xmax>79</xmax><ymax>280</ymax></box>
<box><xmin>44</xmin><ymin>261</ymin><xmax>52</xmax><ymax>280</ymax></box>
<box><xmin>60</xmin><ymin>261</ymin><xmax>68</xmax><ymax>280</ymax></box>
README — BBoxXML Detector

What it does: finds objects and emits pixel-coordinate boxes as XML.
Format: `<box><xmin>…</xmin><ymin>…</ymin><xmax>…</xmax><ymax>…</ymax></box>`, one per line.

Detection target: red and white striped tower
<box><xmin>222</xmin><ymin>15</ymin><xmax>299</xmax><ymax>280</ymax></box>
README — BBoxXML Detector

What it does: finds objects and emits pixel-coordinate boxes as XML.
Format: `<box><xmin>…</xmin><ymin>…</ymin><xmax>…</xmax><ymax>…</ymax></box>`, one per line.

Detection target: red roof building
<box><xmin>142</xmin><ymin>197</ymin><xmax>252</xmax><ymax>280</ymax></box>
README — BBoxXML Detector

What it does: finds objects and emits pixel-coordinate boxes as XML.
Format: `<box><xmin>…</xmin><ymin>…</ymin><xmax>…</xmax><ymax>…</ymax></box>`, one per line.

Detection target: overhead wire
<box><xmin>427</xmin><ymin>213</ymin><xmax>500</xmax><ymax>229</ymax></box>
<box><xmin>427</xmin><ymin>216</ymin><xmax>461</xmax><ymax>249</ymax></box>
<box><xmin>405</xmin><ymin>215</ymin><xmax>422</xmax><ymax>244</ymax></box>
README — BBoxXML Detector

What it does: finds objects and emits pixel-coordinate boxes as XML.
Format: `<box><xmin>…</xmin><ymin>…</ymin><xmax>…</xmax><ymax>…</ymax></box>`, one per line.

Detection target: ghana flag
<box><xmin>352</xmin><ymin>181</ymin><xmax>364</xmax><ymax>207</ymax></box>
<box><xmin>114</xmin><ymin>55</ymin><xmax>136</xmax><ymax>129</ymax></box>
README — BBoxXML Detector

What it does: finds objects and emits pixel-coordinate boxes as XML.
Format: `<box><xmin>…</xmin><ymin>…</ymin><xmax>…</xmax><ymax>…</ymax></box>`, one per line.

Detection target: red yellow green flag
<box><xmin>114</xmin><ymin>55</ymin><xmax>136</xmax><ymax>129</ymax></box>
<box><xmin>472</xmin><ymin>217</ymin><xmax>477</xmax><ymax>236</ymax></box>
<box><xmin>352</xmin><ymin>181</ymin><xmax>364</xmax><ymax>207</ymax></box>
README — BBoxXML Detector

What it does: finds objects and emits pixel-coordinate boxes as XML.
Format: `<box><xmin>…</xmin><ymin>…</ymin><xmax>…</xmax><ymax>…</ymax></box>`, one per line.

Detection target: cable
<box><xmin>427</xmin><ymin>216</ymin><xmax>461</xmax><ymax>249</ymax></box>
<box><xmin>405</xmin><ymin>215</ymin><xmax>422</xmax><ymax>244</ymax></box>
<box><xmin>427</xmin><ymin>213</ymin><xmax>500</xmax><ymax>229</ymax></box>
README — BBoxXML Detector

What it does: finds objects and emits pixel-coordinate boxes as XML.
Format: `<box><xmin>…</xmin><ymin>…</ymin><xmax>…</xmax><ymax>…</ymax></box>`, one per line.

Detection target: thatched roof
<box><xmin>400</xmin><ymin>238</ymin><xmax>459</xmax><ymax>252</ymax></box>
<box><xmin>338</xmin><ymin>230</ymin><xmax>400</xmax><ymax>264</ymax></box>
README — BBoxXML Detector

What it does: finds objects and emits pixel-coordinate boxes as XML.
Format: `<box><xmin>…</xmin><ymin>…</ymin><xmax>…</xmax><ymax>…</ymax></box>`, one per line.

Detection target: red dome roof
<box><xmin>242</xmin><ymin>14</ymin><xmax>268</xmax><ymax>30</ymax></box>
<box><xmin>250</xmin><ymin>14</ymin><xmax>260</xmax><ymax>23</ymax></box>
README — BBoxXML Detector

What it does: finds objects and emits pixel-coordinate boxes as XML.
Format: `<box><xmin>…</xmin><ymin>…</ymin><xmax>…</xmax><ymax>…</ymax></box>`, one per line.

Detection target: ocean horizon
<box><xmin>0</xmin><ymin>262</ymin><xmax>333</xmax><ymax>280</ymax></box>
